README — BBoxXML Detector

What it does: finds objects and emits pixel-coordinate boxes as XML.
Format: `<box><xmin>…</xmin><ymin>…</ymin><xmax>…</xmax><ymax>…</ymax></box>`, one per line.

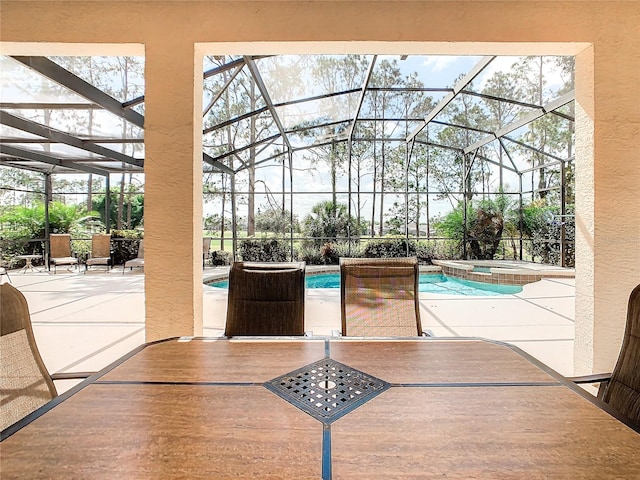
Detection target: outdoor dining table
<box><xmin>14</xmin><ymin>254</ymin><xmax>44</xmax><ymax>273</ymax></box>
<box><xmin>2</xmin><ymin>337</ymin><xmax>639</xmax><ymax>479</ymax></box>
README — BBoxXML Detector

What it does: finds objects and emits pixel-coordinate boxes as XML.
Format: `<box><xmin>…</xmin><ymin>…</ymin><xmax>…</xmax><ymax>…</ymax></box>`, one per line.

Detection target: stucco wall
<box><xmin>1</xmin><ymin>1</ymin><xmax>638</xmax><ymax>373</ymax></box>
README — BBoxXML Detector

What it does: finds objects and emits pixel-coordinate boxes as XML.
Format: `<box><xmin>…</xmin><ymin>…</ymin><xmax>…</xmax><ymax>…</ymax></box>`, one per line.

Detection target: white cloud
<box><xmin>422</xmin><ymin>56</ymin><xmax>459</xmax><ymax>73</ymax></box>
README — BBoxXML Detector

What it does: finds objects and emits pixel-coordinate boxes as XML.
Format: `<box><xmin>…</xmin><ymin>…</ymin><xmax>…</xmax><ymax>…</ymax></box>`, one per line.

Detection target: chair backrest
<box><xmin>91</xmin><ymin>234</ymin><xmax>111</xmax><ymax>258</ymax></box>
<box><xmin>0</xmin><ymin>283</ymin><xmax>57</xmax><ymax>431</ymax></box>
<box><xmin>136</xmin><ymin>239</ymin><xmax>144</xmax><ymax>259</ymax></box>
<box><xmin>224</xmin><ymin>261</ymin><xmax>306</xmax><ymax>336</ymax></box>
<box><xmin>203</xmin><ymin>237</ymin><xmax>212</xmax><ymax>255</ymax></box>
<box><xmin>602</xmin><ymin>283</ymin><xmax>640</xmax><ymax>425</ymax></box>
<box><xmin>202</xmin><ymin>237</ymin><xmax>212</xmax><ymax>266</ymax></box>
<box><xmin>49</xmin><ymin>234</ymin><xmax>72</xmax><ymax>258</ymax></box>
<box><xmin>340</xmin><ymin>257</ymin><xmax>422</xmax><ymax>337</ymax></box>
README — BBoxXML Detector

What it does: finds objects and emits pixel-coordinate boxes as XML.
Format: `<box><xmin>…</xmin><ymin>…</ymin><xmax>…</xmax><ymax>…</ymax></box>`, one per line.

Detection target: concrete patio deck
<box><xmin>1</xmin><ymin>265</ymin><xmax>576</xmax><ymax>394</ymax></box>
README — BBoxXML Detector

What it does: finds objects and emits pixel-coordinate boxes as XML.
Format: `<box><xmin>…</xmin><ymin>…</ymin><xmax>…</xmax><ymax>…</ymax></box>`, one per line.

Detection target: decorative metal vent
<box><xmin>265</xmin><ymin>358</ymin><xmax>390</xmax><ymax>423</ymax></box>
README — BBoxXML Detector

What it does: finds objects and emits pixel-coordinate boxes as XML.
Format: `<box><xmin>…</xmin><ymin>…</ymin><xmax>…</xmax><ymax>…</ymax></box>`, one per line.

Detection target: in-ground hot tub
<box><xmin>432</xmin><ymin>260</ymin><xmax>575</xmax><ymax>286</ymax></box>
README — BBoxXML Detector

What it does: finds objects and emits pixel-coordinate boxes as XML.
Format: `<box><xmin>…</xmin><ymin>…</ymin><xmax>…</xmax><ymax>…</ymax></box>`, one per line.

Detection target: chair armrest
<box><xmin>51</xmin><ymin>371</ymin><xmax>94</xmax><ymax>380</ymax></box>
<box><xmin>567</xmin><ymin>372</ymin><xmax>611</xmax><ymax>399</ymax></box>
<box><xmin>567</xmin><ymin>372</ymin><xmax>611</xmax><ymax>384</ymax></box>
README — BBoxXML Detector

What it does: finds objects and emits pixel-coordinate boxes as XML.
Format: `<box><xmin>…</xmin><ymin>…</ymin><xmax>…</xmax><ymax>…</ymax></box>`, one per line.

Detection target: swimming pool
<box><xmin>208</xmin><ymin>273</ymin><xmax>522</xmax><ymax>296</ymax></box>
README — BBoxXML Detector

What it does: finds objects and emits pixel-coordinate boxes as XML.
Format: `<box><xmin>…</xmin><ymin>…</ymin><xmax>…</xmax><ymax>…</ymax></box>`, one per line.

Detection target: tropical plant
<box><xmin>0</xmin><ymin>201</ymin><xmax>101</xmax><ymax>238</ymax></box>
<box><xmin>302</xmin><ymin>201</ymin><xmax>365</xmax><ymax>248</ymax></box>
<box><xmin>466</xmin><ymin>201</ymin><xmax>505</xmax><ymax>260</ymax></box>
<box><xmin>433</xmin><ymin>193</ymin><xmax>516</xmax><ymax>260</ymax></box>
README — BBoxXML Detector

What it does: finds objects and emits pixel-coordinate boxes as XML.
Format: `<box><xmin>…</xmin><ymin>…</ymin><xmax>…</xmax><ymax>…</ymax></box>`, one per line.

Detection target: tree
<box><xmin>302</xmin><ymin>201</ymin><xmax>364</xmax><ymax>247</ymax></box>
<box><xmin>481</xmin><ymin>70</ymin><xmax>524</xmax><ymax>190</ymax></box>
<box><xmin>364</xmin><ymin>58</ymin><xmax>405</xmax><ymax>236</ymax></box>
<box><xmin>255</xmin><ymin>207</ymin><xmax>299</xmax><ymax>235</ymax></box>
<box><xmin>92</xmin><ymin>192</ymin><xmax>144</xmax><ymax>230</ymax></box>
<box><xmin>382</xmin><ymin>72</ymin><xmax>437</xmax><ymax>239</ymax></box>
<box><xmin>433</xmin><ymin>76</ymin><xmax>489</xmax><ymax>205</ymax></box>
<box><xmin>520</xmin><ymin>200</ymin><xmax>574</xmax><ymax>266</ymax></box>
<box><xmin>47</xmin><ymin>56</ymin><xmax>145</xmax><ymax>227</ymax></box>
<box><xmin>295</xmin><ymin>55</ymin><xmax>370</xmax><ymax>213</ymax></box>
<box><xmin>0</xmin><ymin>167</ymin><xmax>43</xmax><ymax>207</ymax></box>
<box><xmin>202</xmin><ymin>55</ymin><xmax>286</xmax><ymax>243</ymax></box>
<box><xmin>512</xmin><ymin>56</ymin><xmax>574</xmax><ymax>201</ymax></box>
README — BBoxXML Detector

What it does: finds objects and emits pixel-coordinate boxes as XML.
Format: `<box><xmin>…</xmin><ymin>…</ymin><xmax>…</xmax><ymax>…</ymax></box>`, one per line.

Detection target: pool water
<box><xmin>472</xmin><ymin>265</ymin><xmax>518</xmax><ymax>273</ymax></box>
<box><xmin>208</xmin><ymin>273</ymin><xmax>522</xmax><ymax>296</ymax></box>
<box><xmin>472</xmin><ymin>266</ymin><xmax>492</xmax><ymax>273</ymax></box>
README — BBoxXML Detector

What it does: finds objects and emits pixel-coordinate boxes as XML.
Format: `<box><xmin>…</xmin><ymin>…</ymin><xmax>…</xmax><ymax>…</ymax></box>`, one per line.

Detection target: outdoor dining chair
<box><xmin>224</xmin><ymin>261</ymin><xmax>306</xmax><ymax>336</ymax></box>
<box><xmin>203</xmin><ymin>237</ymin><xmax>212</xmax><ymax>267</ymax></box>
<box><xmin>571</xmin><ymin>283</ymin><xmax>640</xmax><ymax>426</ymax></box>
<box><xmin>340</xmin><ymin>257</ymin><xmax>425</xmax><ymax>337</ymax></box>
<box><xmin>85</xmin><ymin>234</ymin><xmax>112</xmax><ymax>272</ymax></box>
<box><xmin>0</xmin><ymin>267</ymin><xmax>10</xmax><ymax>283</ymax></box>
<box><xmin>48</xmin><ymin>234</ymin><xmax>79</xmax><ymax>273</ymax></box>
<box><xmin>123</xmin><ymin>239</ymin><xmax>144</xmax><ymax>273</ymax></box>
<box><xmin>0</xmin><ymin>283</ymin><xmax>92</xmax><ymax>432</ymax></box>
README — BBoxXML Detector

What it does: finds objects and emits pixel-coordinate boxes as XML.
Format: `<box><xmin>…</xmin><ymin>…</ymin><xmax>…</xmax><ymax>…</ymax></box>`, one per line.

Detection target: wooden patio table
<box><xmin>2</xmin><ymin>337</ymin><xmax>639</xmax><ymax>479</ymax></box>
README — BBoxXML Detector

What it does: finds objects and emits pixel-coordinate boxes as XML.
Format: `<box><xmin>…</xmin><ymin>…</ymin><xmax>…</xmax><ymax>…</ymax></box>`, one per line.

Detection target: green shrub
<box><xmin>238</xmin><ymin>238</ymin><xmax>289</xmax><ymax>262</ymax></box>
<box><xmin>416</xmin><ymin>240</ymin><xmax>461</xmax><ymax>263</ymax></box>
<box><xmin>71</xmin><ymin>239</ymin><xmax>91</xmax><ymax>263</ymax></box>
<box><xmin>363</xmin><ymin>237</ymin><xmax>417</xmax><ymax>258</ymax></box>
<box><xmin>333</xmin><ymin>241</ymin><xmax>365</xmax><ymax>259</ymax></box>
<box><xmin>210</xmin><ymin>250</ymin><xmax>232</xmax><ymax>266</ymax></box>
<box><xmin>110</xmin><ymin>230</ymin><xmax>143</xmax><ymax>265</ymax></box>
<box><xmin>415</xmin><ymin>241</ymin><xmax>436</xmax><ymax>265</ymax></box>
<box><xmin>318</xmin><ymin>242</ymin><xmax>339</xmax><ymax>265</ymax></box>
<box><xmin>297</xmin><ymin>245</ymin><xmax>323</xmax><ymax>265</ymax></box>
<box><xmin>0</xmin><ymin>232</ymin><xmax>45</xmax><ymax>268</ymax></box>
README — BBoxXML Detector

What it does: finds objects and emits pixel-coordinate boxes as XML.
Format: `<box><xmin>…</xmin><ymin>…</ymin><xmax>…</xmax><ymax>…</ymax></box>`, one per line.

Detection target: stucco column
<box><xmin>574</xmin><ymin>40</ymin><xmax>640</xmax><ymax>374</ymax></box>
<box><xmin>144</xmin><ymin>39</ymin><xmax>203</xmax><ymax>341</ymax></box>
<box><xmin>574</xmin><ymin>46</ymin><xmax>596</xmax><ymax>375</ymax></box>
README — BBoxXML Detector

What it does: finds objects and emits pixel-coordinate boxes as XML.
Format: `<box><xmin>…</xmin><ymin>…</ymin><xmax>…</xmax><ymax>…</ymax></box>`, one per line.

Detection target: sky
<box><xmin>2</xmin><ymin>53</ymin><xmax>571</xmax><ymax>226</ymax></box>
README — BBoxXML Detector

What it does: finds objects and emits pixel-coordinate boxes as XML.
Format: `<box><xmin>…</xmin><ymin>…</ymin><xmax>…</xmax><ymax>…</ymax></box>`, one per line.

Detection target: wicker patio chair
<box><xmin>203</xmin><ymin>237</ymin><xmax>212</xmax><ymax>267</ymax></box>
<box><xmin>123</xmin><ymin>239</ymin><xmax>144</xmax><ymax>273</ymax></box>
<box><xmin>0</xmin><ymin>283</ymin><xmax>92</xmax><ymax>432</ymax></box>
<box><xmin>85</xmin><ymin>234</ymin><xmax>112</xmax><ymax>272</ymax></box>
<box><xmin>49</xmin><ymin>234</ymin><xmax>78</xmax><ymax>273</ymax></box>
<box><xmin>571</xmin><ymin>283</ymin><xmax>640</xmax><ymax>426</ymax></box>
<box><xmin>224</xmin><ymin>261</ymin><xmax>306</xmax><ymax>336</ymax></box>
<box><xmin>340</xmin><ymin>257</ymin><xmax>424</xmax><ymax>337</ymax></box>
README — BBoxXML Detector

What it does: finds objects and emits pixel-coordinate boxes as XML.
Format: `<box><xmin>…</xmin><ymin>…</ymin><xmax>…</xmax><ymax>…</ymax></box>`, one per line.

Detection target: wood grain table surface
<box><xmin>2</xmin><ymin>337</ymin><xmax>639</xmax><ymax>479</ymax></box>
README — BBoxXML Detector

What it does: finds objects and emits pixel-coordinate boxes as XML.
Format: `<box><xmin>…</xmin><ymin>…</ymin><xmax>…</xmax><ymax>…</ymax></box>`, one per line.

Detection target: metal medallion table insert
<box><xmin>265</xmin><ymin>357</ymin><xmax>391</xmax><ymax>423</ymax></box>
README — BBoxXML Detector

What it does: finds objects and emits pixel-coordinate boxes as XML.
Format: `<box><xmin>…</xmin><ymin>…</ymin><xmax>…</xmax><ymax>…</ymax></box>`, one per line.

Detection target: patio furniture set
<box><xmin>4</xmin><ymin>234</ymin><xmax>145</xmax><ymax>277</ymax></box>
<box><xmin>6</xmin><ymin>235</ymin><xmax>214</xmax><ymax>278</ymax></box>
<box><xmin>1</xmin><ymin>258</ymin><xmax>639</xmax><ymax>477</ymax></box>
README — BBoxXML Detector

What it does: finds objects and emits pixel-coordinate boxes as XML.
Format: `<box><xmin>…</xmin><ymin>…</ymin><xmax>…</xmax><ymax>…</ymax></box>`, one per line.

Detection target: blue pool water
<box><xmin>208</xmin><ymin>273</ymin><xmax>522</xmax><ymax>296</ymax></box>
